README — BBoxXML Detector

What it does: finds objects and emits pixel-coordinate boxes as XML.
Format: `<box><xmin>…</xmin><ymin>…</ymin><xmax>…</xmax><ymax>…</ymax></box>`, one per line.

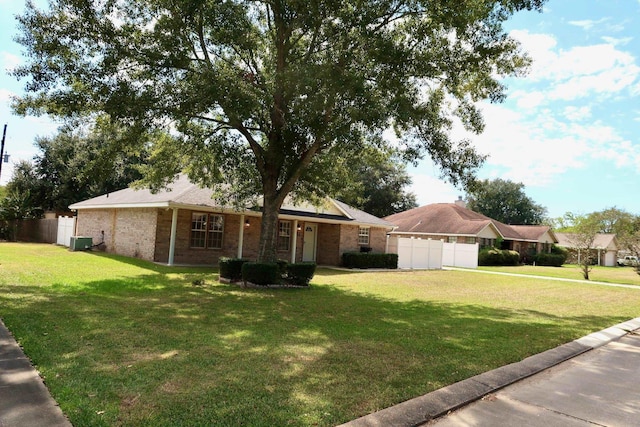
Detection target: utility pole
<box><xmin>0</xmin><ymin>123</ymin><xmax>6</xmax><ymax>181</ymax></box>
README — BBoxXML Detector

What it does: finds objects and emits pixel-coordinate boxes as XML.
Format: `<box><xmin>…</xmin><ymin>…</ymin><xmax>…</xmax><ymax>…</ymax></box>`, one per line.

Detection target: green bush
<box><xmin>342</xmin><ymin>252</ymin><xmax>398</xmax><ymax>269</ymax></box>
<box><xmin>284</xmin><ymin>262</ymin><xmax>317</xmax><ymax>286</ymax></box>
<box><xmin>478</xmin><ymin>248</ymin><xmax>504</xmax><ymax>266</ymax></box>
<box><xmin>276</xmin><ymin>259</ymin><xmax>289</xmax><ymax>277</ymax></box>
<box><xmin>534</xmin><ymin>246</ymin><xmax>568</xmax><ymax>267</ymax></box>
<box><xmin>503</xmin><ymin>250</ymin><xmax>520</xmax><ymax>266</ymax></box>
<box><xmin>479</xmin><ymin>249</ymin><xmax>520</xmax><ymax>266</ymax></box>
<box><xmin>241</xmin><ymin>262</ymin><xmax>281</xmax><ymax>286</ymax></box>
<box><xmin>534</xmin><ymin>252</ymin><xmax>565</xmax><ymax>267</ymax></box>
<box><xmin>219</xmin><ymin>258</ymin><xmax>249</xmax><ymax>281</ymax></box>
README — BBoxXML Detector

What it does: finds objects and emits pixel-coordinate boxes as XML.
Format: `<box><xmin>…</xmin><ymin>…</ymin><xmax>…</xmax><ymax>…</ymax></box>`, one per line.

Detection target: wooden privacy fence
<box><xmin>2</xmin><ymin>216</ymin><xmax>76</xmax><ymax>245</ymax></box>
<box><xmin>13</xmin><ymin>218</ymin><xmax>58</xmax><ymax>243</ymax></box>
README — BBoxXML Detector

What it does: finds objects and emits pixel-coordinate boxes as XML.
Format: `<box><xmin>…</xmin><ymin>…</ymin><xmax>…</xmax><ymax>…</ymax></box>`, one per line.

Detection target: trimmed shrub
<box><xmin>478</xmin><ymin>248</ymin><xmax>504</xmax><ymax>266</ymax></box>
<box><xmin>534</xmin><ymin>252</ymin><xmax>566</xmax><ymax>267</ymax></box>
<box><xmin>534</xmin><ymin>246</ymin><xmax>568</xmax><ymax>267</ymax></box>
<box><xmin>479</xmin><ymin>249</ymin><xmax>520</xmax><ymax>266</ymax></box>
<box><xmin>241</xmin><ymin>262</ymin><xmax>280</xmax><ymax>286</ymax></box>
<box><xmin>285</xmin><ymin>262</ymin><xmax>317</xmax><ymax>286</ymax></box>
<box><xmin>503</xmin><ymin>250</ymin><xmax>520</xmax><ymax>266</ymax></box>
<box><xmin>342</xmin><ymin>252</ymin><xmax>398</xmax><ymax>269</ymax></box>
<box><xmin>276</xmin><ymin>259</ymin><xmax>289</xmax><ymax>277</ymax></box>
<box><xmin>219</xmin><ymin>258</ymin><xmax>249</xmax><ymax>281</ymax></box>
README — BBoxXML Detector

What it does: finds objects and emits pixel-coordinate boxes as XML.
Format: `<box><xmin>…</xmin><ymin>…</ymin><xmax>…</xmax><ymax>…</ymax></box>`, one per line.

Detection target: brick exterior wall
<box><xmin>155</xmin><ymin>209</ymin><xmax>261</xmax><ymax>264</ymax></box>
<box><xmin>76</xmin><ymin>208</ymin><xmax>158</xmax><ymax>260</ymax></box>
<box><xmin>114</xmin><ymin>209</ymin><xmax>158</xmax><ymax>260</ymax></box>
<box><xmin>76</xmin><ymin>209</ymin><xmax>114</xmax><ymax>249</ymax></box>
<box><xmin>316</xmin><ymin>223</ymin><xmax>341</xmax><ymax>265</ymax></box>
<box><xmin>77</xmin><ymin>207</ymin><xmax>389</xmax><ymax>266</ymax></box>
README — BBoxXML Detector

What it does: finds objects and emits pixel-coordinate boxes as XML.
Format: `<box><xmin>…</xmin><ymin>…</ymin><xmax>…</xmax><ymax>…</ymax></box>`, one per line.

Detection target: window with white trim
<box><xmin>208</xmin><ymin>215</ymin><xmax>224</xmax><ymax>249</ymax></box>
<box><xmin>358</xmin><ymin>226</ymin><xmax>370</xmax><ymax>245</ymax></box>
<box><xmin>448</xmin><ymin>236</ymin><xmax>457</xmax><ymax>243</ymax></box>
<box><xmin>190</xmin><ymin>213</ymin><xmax>224</xmax><ymax>249</ymax></box>
<box><xmin>277</xmin><ymin>221</ymin><xmax>291</xmax><ymax>251</ymax></box>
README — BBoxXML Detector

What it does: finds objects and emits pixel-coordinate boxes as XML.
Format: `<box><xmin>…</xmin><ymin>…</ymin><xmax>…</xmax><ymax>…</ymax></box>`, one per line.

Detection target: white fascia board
<box><xmin>389</xmin><ymin>231</ymin><xmax>477</xmax><ymax>237</ymax></box>
<box><xmin>70</xmin><ymin>201</ymin><xmax>172</xmax><ymax>210</ymax></box>
<box><xmin>328</xmin><ymin>199</ymin><xmax>354</xmax><ymax>220</ymax></box>
<box><xmin>277</xmin><ymin>212</ymin><xmax>394</xmax><ymax>229</ymax></box>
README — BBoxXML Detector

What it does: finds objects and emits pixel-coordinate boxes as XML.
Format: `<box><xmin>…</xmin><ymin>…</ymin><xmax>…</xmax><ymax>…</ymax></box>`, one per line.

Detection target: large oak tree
<box><xmin>13</xmin><ymin>0</ymin><xmax>546</xmax><ymax>261</ymax></box>
<box><xmin>465</xmin><ymin>178</ymin><xmax>547</xmax><ymax>224</ymax></box>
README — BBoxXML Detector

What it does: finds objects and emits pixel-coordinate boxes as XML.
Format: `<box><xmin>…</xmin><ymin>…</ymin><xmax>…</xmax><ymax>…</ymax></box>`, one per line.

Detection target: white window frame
<box><xmin>358</xmin><ymin>226</ymin><xmax>370</xmax><ymax>245</ymax></box>
<box><xmin>190</xmin><ymin>213</ymin><xmax>224</xmax><ymax>249</ymax></box>
<box><xmin>277</xmin><ymin>221</ymin><xmax>292</xmax><ymax>251</ymax></box>
<box><xmin>207</xmin><ymin>214</ymin><xmax>224</xmax><ymax>249</ymax></box>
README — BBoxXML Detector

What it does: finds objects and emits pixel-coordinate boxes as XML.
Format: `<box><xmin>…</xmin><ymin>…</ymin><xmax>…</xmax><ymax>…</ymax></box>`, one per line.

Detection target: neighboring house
<box><xmin>68</xmin><ymin>175</ymin><xmax>395</xmax><ymax>266</ymax></box>
<box><xmin>384</xmin><ymin>199</ymin><xmax>557</xmax><ymax>260</ymax></box>
<box><xmin>555</xmin><ymin>232</ymin><xmax>619</xmax><ymax>267</ymax></box>
<box><xmin>508</xmin><ymin>225</ymin><xmax>558</xmax><ymax>258</ymax></box>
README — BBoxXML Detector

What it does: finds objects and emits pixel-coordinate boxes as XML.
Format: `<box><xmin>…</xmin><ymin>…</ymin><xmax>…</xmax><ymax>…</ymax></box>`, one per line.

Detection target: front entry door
<box><xmin>302</xmin><ymin>223</ymin><xmax>317</xmax><ymax>262</ymax></box>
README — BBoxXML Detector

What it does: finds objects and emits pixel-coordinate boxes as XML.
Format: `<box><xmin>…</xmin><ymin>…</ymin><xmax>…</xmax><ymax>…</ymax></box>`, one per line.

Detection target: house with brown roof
<box><xmin>69</xmin><ymin>175</ymin><xmax>395</xmax><ymax>266</ymax></box>
<box><xmin>384</xmin><ymin>199</ymin><xmax>557</xmax><ymax>261</ymax></box>
<box><xmin>555</xmin><ymin>232</ymin><xmax>618</xmax><ymax>267</ymax></box>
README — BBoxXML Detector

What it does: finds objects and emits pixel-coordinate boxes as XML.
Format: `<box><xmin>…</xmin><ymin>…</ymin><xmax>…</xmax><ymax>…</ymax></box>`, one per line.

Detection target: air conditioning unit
<box><xmin>69</xmin><ymin>236</ymin><xmax>93</xmax><ymax>251</ymax></box>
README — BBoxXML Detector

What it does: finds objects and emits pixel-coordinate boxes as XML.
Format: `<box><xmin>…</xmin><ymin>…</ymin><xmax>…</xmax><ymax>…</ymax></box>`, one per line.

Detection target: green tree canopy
<box><xmin>336</xmin><ymin>147</ymin><xmax>417</xmax><ymax>218</ymax></box>
<box><xmin>4</xmin><ymin>117</ymin><xmax>147</xmax><ymax>213</ymax></box>
<box><xmin>13</xmin><ymin>0</ymin><xmax>546</xmax><ymax>261</ymax></box>
<box><xmin>465</xmin><ymin>178</ymin><xmax>546</xmax><ymax>224</ymax></box>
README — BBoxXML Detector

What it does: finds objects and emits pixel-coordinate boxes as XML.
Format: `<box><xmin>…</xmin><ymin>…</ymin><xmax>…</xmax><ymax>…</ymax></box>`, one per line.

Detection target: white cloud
<box><xmin>0</xmin><ymin>88</ymin><xmax>14</xmax><ymax>102</ymax></box>
<box><xmin>513</xmin><ymin>90</ymin><xmax>546</xmax><ymax>110</ymax></box>
<box><xmin>563</xmin><ymin>106</ymin><xmax>591</xmax><ymax>121</ymax></box>
<box><xmin>568</xmin><ymin>18</ymin><xmax>609</xmax><ymax>30</ymax></box>
<box><xmin>446</xmin><ymin>102</ymin><xmax>640</xmax><ymax>188</ymax></box>
<box><xmin>408</xmin><ymin>171</ymin><xmax>460</xmax><ymax>206</ymax></box>
<box><xmin>507</xmin><ymin>31</ymin><xmax>640</xmax><ymax>106</ymax></box>
<box><xmin>1</xmin><ymin>52</ymin><xmax>21</xmax><ymax>71</ymax></box>
<box><xmin>602</xmin><ymin>36</ymin><xmax>633</xmax><ymax>46</ymax></box>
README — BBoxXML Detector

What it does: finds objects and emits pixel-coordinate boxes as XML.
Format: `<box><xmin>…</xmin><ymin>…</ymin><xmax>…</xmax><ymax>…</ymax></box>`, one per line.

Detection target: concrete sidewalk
<box><xmin>342</xmin><ymin>318</ymin><xmax>640</xmax><ymax>427</ymax></box>
<box><xmin>0</xmin><ymin>318</ymin><xmax>71</xmax><ymax>427</ymax></box>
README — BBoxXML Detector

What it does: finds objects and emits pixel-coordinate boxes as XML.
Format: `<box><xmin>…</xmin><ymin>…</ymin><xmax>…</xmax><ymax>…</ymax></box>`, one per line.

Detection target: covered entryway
<box><xmin>302</xmin><ymin>223</ymin><xmax>317</xmax><ymax>262</ymax></box>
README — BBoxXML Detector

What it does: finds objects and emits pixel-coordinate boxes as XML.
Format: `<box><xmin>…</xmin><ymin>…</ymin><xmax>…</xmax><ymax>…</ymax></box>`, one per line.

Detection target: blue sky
<box><xmin>1</xmin><ymin>0</ymin><xmax>639</xmax><ymax>219</ymax></box>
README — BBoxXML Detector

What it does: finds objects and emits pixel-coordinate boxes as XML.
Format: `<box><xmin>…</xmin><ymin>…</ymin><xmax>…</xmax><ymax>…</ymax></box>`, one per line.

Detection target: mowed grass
<box><xmin>1</xmin><ymin>243</ymin><xmax>639</xmax><ymax>426</ymax></box>
<box><xmin>478</xmin><ymin>264</ymin><xmax>640</xmax><ymax>286</ymax></box>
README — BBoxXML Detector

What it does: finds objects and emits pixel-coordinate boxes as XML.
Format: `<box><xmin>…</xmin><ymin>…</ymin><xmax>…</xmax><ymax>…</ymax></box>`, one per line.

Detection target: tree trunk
<box><xmin>257</xmin><ymin>174</ymin><xmax>286</xmax><ymax>262</ymax></box>
<box><xmin>258</xmin><ymin>197</ymin><xmax>280</xmax><ymax>262</ymax></box>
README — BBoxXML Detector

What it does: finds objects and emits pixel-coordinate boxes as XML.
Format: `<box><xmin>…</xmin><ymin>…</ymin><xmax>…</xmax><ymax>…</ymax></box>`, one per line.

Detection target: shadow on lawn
<box><xmin>0</xmin><ymin>269</ymin><xmax>633</xmax><ymax>427</ymax></box>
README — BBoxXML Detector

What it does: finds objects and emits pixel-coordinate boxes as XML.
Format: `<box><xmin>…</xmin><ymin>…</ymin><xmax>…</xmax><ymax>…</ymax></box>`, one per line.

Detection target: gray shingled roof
<box><xmin>69</xmin><ymin>175</ymin><xmax>394</xmax><ymax>228</ymax></box>
<box><xmin>555</xmin><ymin>232</ymin><xmax>618</xmax><ymax>250</ymax></box>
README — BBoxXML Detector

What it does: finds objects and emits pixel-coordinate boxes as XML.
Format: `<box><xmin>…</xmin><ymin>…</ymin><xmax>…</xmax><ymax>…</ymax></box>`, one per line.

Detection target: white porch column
<box><xmin>291</xmin><ymin>220</ymin><xmax>299</xmax><ymax>263</ymax></box>
<box><xmin>168</xmin><ymin>208</ymin><xmax>178</xmax><ymax>266</ymax></box>
<box><xmin>238</xmin><ymin>214</ymin><xmax>245</xmax><ymax>258</ymax></box>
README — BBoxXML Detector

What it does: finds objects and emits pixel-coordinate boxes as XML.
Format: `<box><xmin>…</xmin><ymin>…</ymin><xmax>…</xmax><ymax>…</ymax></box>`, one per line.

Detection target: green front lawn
<box><xmin>1</xmin><ymin>243</ymin><xmax>639</xmax><ymax>426</ymax></box>
<box><xmin>478</xmin><ymin>264</ymin><xmax>640</xmax><ymax>286</ymax></box>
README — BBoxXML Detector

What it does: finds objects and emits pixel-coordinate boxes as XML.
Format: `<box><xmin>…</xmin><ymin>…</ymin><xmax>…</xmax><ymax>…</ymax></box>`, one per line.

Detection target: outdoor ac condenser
<box><xmin>69</xmin><ymin>236</ymin><xmax>93</xmax><ymax>251</ymax></box>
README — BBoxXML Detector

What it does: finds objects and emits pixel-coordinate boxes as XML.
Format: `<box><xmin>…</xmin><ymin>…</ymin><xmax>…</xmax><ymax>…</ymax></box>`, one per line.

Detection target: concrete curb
<box><xmin>339</xmin><ymin>317</ymin><xmax>640</xmax><ymax>427</ymax></box>
<box><xmin>0</xmin><ymin>319</ymin><xmax>71</xmax><ymax>427</ymax></box>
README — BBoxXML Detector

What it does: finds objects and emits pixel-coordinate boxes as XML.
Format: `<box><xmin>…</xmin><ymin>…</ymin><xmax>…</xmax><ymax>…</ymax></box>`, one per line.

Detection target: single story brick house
<box><xmin>69</xmin><ymin>175</ymin><xmax>395</xmax><ymax>266</ymax></box>
<box><xmin>555</xmin><ymin>232</ymin><xmax>619</xmax><ymax>267</ymax></box>
<box><xmin>384</xmin><ymin>199</ymin><xmax>557</xmax><ymax>260</ymax></box>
